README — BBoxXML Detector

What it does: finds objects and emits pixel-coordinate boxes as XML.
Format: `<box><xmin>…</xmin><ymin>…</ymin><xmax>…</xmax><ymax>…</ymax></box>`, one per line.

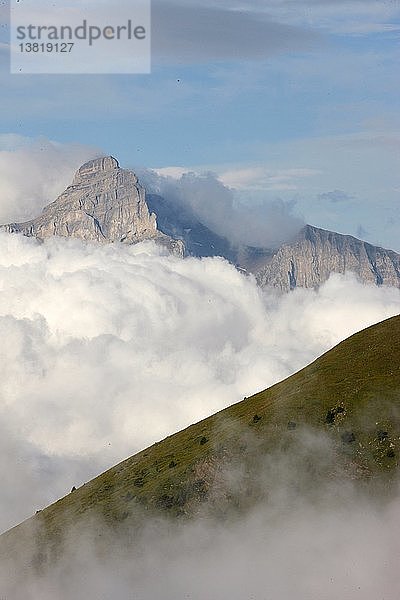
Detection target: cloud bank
<box><xmin>0</xmin><ymin>231</ymin><xmax>399</xmax><ymax>534</ymax></box>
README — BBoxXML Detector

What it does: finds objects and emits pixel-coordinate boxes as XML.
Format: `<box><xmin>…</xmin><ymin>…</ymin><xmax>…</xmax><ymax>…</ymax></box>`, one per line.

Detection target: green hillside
<box><xmin>2</xmin><ymin>314</ymin><xmax>400</xmax><ymax>568</ymax></box>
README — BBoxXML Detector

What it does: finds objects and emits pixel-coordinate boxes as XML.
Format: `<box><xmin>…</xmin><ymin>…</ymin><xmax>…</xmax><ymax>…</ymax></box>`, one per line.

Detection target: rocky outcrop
<box><xmin>253</xmin><ymin>225</ymin><xmax>400</xmax><ymax>291</ymax></box>
<box><xmin>3</xmin><ymin>156</ymin><xmax>184</xmax><ymax>256</ymax></box>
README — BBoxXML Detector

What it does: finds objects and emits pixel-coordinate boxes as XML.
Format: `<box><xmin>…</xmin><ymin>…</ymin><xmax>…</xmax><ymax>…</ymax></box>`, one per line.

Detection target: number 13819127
<box><xmin>19</xmin><ymin>42</ymin><xmax>75</xmax><ymax>53</ymax></box>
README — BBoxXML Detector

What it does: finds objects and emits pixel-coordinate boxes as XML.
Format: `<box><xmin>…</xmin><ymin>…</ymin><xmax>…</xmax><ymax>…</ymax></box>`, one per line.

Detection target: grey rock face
<box><xmin>3</xmin><ymin>156</ymin><xmax>184</xmax><ymax>256</ymax></box>
<box><xmin>253</xmin><ymin>225</ymin><xmax>400</xmax><ymax>291</ymax></box>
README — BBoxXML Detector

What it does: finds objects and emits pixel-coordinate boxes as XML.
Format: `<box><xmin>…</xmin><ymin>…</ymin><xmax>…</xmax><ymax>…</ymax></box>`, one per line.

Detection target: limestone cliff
<box><xmin>253</xmin><ymin>225</ymin><xmax>400</xmax><ymax>291</ymax></box>
<box><xmin>3</xmin><ymin>156</ymin><xmax>184</xmax><ymax>256</ymax></box>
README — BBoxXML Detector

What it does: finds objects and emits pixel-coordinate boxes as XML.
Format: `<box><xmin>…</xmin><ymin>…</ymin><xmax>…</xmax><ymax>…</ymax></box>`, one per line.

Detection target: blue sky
<box><xmin>0</xmin><ymin>0</ymin><xmax>399</xmax><ymax>249</ymax></box>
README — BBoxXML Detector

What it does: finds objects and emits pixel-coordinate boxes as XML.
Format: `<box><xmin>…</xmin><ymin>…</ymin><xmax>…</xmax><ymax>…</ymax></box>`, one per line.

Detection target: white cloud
<box><xmin>0</xmin><ymin>231</ymin><xmax>399</xmax><ymax>533</ymax></box>
<box><xmin>140</xmin><ymin>168</ymin><xmax>304</xmax><ymax>247</ymax></box>
<box><xmin>154</xmin><ymin>166</ymin><xmax>189</xmax><ymax>180</ymax></box>
<box><xmin>0</xmin><ymin>136</ymin><xmax>100</xmax><ymax>224</ymax></box>
<box><xmin>218</xmin><ymin>166</ymin><xmax>320</xmax><ymax>191</ymax></box>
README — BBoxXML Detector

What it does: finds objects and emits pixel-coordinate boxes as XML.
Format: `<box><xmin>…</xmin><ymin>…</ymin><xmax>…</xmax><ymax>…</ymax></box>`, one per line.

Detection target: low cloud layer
<box><xmin>0</xmin><ymin>231</ymin><xmax>399</xmax><ymax>534</ymax></box>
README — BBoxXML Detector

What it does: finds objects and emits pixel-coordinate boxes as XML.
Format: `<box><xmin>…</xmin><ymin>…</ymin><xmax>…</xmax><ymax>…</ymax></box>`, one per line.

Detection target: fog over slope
<box><xmin>2</xmin><ymin>434</ymin><xmax>400</xmax><ymax>600</ymax></box>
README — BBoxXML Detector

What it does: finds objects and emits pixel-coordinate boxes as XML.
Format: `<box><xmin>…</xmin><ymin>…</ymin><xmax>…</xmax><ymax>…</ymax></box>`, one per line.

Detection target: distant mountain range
<box><xmin>1</xmin><ymin>314</ymin><xmax>399</xmax><ymax>571</ymax></box>
<box><xmin>3</xmin><ymin>156</ymin><xmax>400</xmax><ymax>291</ymax></box>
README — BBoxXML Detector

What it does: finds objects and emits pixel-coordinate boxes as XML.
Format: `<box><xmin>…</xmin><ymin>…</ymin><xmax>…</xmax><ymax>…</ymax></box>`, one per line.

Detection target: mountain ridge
<box><xmin>1</xmin><ymin>314</ymin><xmax>399</xmax><ymax>570</ymax></box>
<box><xmin>2</xmin><ymin>155</ymin><xmax>400</xmax><ymax>291</ymax></box>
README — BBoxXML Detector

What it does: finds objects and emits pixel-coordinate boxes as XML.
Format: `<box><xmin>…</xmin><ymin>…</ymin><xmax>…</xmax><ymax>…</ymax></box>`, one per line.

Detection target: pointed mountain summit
<box><xmin>3</xmin><ymin>156</ymin><xmax>184</xmax><ymax>255</ymax></box>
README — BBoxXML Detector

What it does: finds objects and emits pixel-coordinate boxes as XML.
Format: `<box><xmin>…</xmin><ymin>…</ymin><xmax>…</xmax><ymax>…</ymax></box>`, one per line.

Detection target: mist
<box><xmin>139</xmin><ymin>168</ymin><xmax>304</xmax><ymax>248</ymax></box>
<box><xmin>0</xmin><ymin>136</ymin><xmax>99</xmax><ymax>224</ymax></box>
<box><xmin>1</xmin><ymin>428</ymin><xmax>399</xmax><ymax>600</ymax></box>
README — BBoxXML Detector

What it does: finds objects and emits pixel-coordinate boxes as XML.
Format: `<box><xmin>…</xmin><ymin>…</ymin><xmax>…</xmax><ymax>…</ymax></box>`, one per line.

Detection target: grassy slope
<box><xmin>1</xmin><ymin>314</ymin><xmax>400</xmax><ymax>560</ymax></box>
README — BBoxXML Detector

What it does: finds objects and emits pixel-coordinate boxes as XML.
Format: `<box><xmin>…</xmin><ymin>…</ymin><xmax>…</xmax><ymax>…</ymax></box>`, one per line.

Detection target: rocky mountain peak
<box><xmin>72</xmin><ymin>156</ymin><xmax>121</xmax><ymax>185</ymax></box>
<box><xmin>2</xmin><ymin>156</ymin><xmax>184</xmax><ymax>255</ymax></box>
